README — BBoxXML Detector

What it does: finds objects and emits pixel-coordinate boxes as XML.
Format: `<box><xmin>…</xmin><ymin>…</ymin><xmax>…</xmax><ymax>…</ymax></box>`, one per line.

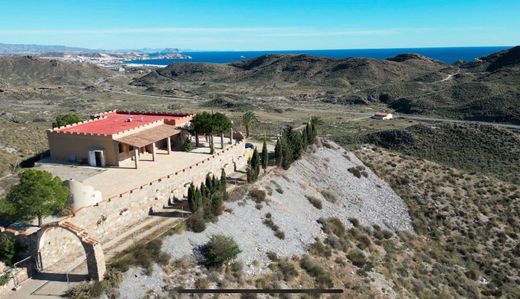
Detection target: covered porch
<box><xmin>115</xmin><ymin>124</ymin><xmax>186</xmax><ymax>169</ymax></box>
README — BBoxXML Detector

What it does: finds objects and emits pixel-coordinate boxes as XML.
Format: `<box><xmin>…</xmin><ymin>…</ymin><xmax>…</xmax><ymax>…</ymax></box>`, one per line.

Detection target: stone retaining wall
<box><xmin>68</xmin><ymin>141</ymin><xmax>247</xmax><ymax>243</ymax></box>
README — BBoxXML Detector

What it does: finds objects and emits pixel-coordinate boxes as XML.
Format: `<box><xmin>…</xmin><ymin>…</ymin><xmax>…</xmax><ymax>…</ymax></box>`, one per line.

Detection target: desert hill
<box><xmin>134</xmin><ymin>53</ymin><xmax>451</xmax><ymax>90</ymax></box>
<box><xmin>134</xmin><ymin>46</ymin><xmax>520</xmax><ymax>124</ymax></box>
<box><xmin>0</xmin><ymin>56</ymin><xmax>111</xmax><ymax>87</ymax></box>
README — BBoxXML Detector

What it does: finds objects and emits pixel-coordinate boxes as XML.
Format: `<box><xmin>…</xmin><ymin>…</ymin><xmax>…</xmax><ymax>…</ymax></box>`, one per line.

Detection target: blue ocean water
<box><xmin>128</xmin><ymin>46</ymin><xmax>510</xmax><ymax>65</ymax></box>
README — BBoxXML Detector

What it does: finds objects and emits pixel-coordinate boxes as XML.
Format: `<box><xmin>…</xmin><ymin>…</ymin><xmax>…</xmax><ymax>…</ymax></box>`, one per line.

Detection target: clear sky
<box><xmin>0</xmin><ymin>0</ymin><xmax>518</xmax><ymax>50</ymax></box>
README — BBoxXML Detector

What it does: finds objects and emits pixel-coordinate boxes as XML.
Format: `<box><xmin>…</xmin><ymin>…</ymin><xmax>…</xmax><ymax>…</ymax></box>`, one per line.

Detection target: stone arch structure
<box><xmin>35</xmin><ymin>220</ymin><xmax>106</xmax><ymax>281</ymax></box>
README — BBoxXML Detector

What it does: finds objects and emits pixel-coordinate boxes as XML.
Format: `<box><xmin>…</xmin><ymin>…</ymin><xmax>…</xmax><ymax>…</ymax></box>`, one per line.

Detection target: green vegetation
<box><xmin>334</xmin><ymin>123</ymin><xmax>520</xmax><ymax>183</ymax></box>
<box><xmin>201</xmin><ymin>234</ymin><xmax>241</xmax><ymax>268</ymax></box>
<box><xmin>364</xmin><ymin>123</ymin><xmax>520</xmax><ymax>183</ymax></box>
<box><xmin>274</xmin><ymin>121</ymin><xmax>318</xmax><ymax>170</ymax></box>
<box><xmin>183</xmin><ymin>137</ymin><xmax>192</xmax><ymax>152</ymax></box>
<box><xmin>242</xmin><ymin>111</ymin><xmax>259</xmax><ymax>138</ymax></box>
<box><xmin>356</xmin><ymin>146</ymin><xmax>520</xmax><ymax>298</ymax></box>
<box><xmin>246</xmin><ymin>147</ymin><xmax>261</xmax><ymax>183</ymax></box>
<box><xmin>190</xmin><ymin>111</ymin><xmax>232</xmax><ymax>149</ymax></box>
<box><xmin>111</xmin><ymin>238</ymin><xmax>170</xmax><ymax>276</ymax></box>
<box><xmin>53</xmin><ymin>113</ymin><xmax>84</xmax><ymax>128</ymax></box>
<box><xmin>299</xmin><ymin>256</ymin><xmax>332</xmax><ymax>287</ymax></box>
<box><xmin>1</xmin><ymin>169</ymin><xmax>69</xmax><ymax>226</ymax></box>
<box><xmin>0</xmin><ymin>235</ymin><xmax>15</xmax><ymax>266</ymax></box>
<box><xmin>0</xmin><ymin>270</ymin><xmax>11</xmax><ymax>286</ymax></box>
<box><xmin>186</xmin><ymin>173</ymin><xmax>227</xmax><ymax>232</ymax></box>
<box><xmin>261</xmin><ymin>140</ymin><xmax>268</xmax><ymax>173</ymax></box>
<box><xmin>0</xmin><ymin>235</ymin><xmax>26</xmax><ymax>267</ymax></box>
<box><xmin>348</xmin><ymin>165</ymin><xmax>368</xmax><ymax>178</ymax></box>
<box><xmin>262</xmin><ymin>213</ymin><xmax>285</xmax><ymax>239</ymax></box>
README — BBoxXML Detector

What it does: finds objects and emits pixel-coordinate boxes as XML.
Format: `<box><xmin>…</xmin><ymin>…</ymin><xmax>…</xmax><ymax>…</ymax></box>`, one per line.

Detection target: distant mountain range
<box><xmin>0</xmin><ymin>42</ymin><xmax>184</xmax><ymax>57</ymax></box>
<box><xmin>0</xmin><ymin>43</ymin><xmax>97</xmax><ymax>55</ymax></box>
<box><xmin>134</xmin><ymin>46</ymin><xmax>520</xmax><ymax>124</ymax></box>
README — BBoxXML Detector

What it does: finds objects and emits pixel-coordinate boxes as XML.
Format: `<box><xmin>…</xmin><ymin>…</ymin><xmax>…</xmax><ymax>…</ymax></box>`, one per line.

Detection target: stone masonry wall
<box><xmin>68</xmin><ymin>141</ymin><xmax>247</xmax><ymax>244</ymax></box>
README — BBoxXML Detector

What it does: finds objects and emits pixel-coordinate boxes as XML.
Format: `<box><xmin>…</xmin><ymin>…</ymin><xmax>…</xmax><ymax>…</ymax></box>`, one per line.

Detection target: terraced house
<box><xmin>47</xmin><ymin>110</ymin><xmax>193</xmax><ymax>169</ymax></box>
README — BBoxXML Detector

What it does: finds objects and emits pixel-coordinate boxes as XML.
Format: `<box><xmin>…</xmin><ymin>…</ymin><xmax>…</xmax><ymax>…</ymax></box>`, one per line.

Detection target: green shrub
<box><xmin>0</xmin><ymin>235</ymin><xmax>15</xmax><ymax>266</ymax></box>
<box><xmin>276</xmin><ymin>259</ymin><xmax>298</xmax><ymax>282</ymax></box>
<box><xmin>348</xmin><ymin>166</ymin><xmax>368</xmax><ymax>179</ymax></box>
<box><xmin>202</xmin><ymin>235</ymin><xmax>241</xmax><ymax>268</ymax></box>
<box><xmin>299</xmin><ymin>256</ymin><xmax>332</xmax><ymax>287</ymax></box>
<box><xmin>0</xmin><ymin>270</ymin><xmax>11</xmax><ymax>286</ymax></box>
<box><xmin>183</xmin><ymin>137</ymin><xmax>193</xmax><ymax>152</ymax></box>
<box><xmin>263</xmin><ymin>216</ymin><xmax>285</xmax><ymax>239</ymax></box>
<box><xmin>187</xmin><ymin>212</ymin><xmax>206</xmax><ymax>233</ymax></box>
<box><xmin>111</xmin><ymin>239</ymin><xmax>170</xmax><ymax>276</ymax></box>
<box><xmin>249</xmin><ymin>189</ymin><xmax>267</xmax><ymax>203</ymax></box>
<box><xmin>318</xmin><ymin>217</ymin><xmax>345</xmax><ymax>236</ymax></box>
<box><xmin>347</xmin><ymin>248</ymin><xmax>367</xmax><ymax>268</ymax></box>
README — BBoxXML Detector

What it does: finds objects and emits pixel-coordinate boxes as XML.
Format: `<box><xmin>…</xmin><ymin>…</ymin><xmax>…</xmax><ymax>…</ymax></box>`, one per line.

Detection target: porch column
<box><xmin>167</xmin><ymin>137</ymin><xmax>172</xmax><ymax>155</ymax></box>
<box><xmin>151</xmin><ymin>142</ymin><xmax>156</xmax><ymax>161</ymax></box>
<box><xmin>229</xmin><ymin>127</ymin><xmax>233</xmax><ymax>144</ymax></box>
<box><xmin>134</xmin><ymin>148</ymin><xmax>139</xmax><ymax>169</ymax></box>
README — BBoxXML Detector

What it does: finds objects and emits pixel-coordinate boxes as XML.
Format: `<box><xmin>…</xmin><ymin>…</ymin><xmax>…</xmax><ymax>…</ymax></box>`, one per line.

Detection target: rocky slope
<box><xmin>115</xmin><ymin>140</ymin><xmax>413</xmax><ymax>298</ymax></box>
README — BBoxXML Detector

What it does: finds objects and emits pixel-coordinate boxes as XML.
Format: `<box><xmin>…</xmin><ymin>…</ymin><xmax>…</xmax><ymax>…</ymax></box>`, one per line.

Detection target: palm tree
<box><xmin>212</xmin><ymin>112</ymin><xmax>232</xmax><ymax>149</ymax></box>
<box><xmin>242</xmin><ymin>111</ymin><xmax>259</xmax><ymax>138</ymax></box>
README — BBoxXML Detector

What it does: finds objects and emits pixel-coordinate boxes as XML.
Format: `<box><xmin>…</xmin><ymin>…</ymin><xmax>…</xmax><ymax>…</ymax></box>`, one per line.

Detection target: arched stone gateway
<box><xmin>35</xmin><ymin>220</ymin><xmax>106</xmax><ymax>281</ymax></box>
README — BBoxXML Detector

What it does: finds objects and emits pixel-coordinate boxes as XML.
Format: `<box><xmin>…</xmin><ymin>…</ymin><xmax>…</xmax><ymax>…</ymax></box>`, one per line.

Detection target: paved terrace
<box><xmin>38</xmin><ymin>137</ymin><xmax>236</xmax><ymax>200</ymax></box>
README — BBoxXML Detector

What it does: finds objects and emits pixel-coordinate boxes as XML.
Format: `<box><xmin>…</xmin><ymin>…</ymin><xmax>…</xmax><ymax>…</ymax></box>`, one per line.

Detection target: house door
<box><xmin>88</xmin><ymin>150</ymin><xmax>105</xmax><ymax>167</ymax></box>
<box><xmin>94</xmin><ymin>151</ymin><xmax>102</xmax><ymax>166</ymax></box>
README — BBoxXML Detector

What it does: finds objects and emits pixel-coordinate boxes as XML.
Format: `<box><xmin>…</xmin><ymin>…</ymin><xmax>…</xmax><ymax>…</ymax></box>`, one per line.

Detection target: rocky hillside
<box><xmin>0</xmin><ymin>56</ymin><xmax>110</xmax><ymax>87</ymax></box>
<box><xmin>134</xmin><ymin>53</ymin><xmax>451</xmax><ymax>91</ymax></box>
<box><xmin>134</xmin><ymin>46</ymin><xmax>520</xmax><ymax>123</ymax></box>
<box><xmin>108</xmin><ymin>140</ymin><xmax>414</xmax><ymax>298</ymax></box>
<box><xmin>334</xmin><ymin>122</ymin><xmax>520</xmax><ymax>183</ymax></box>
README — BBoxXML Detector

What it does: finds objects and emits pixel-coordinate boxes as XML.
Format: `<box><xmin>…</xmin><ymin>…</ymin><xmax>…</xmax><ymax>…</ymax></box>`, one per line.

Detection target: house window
<box><xmin>118</xmin><ymin>143</ymin><xmax>125</xmax><ymax>153</ymax></box>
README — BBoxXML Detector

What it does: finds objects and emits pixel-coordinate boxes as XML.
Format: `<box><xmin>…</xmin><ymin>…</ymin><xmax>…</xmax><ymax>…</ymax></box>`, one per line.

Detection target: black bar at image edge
<box><xmin>175</xmin><ymin>288</ymin><xmax>344</xmax><ymax>294</ymax></box>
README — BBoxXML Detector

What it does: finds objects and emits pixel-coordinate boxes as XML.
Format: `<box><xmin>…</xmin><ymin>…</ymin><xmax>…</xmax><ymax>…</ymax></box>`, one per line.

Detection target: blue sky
<box><xmin>0</xmin><ymin>0</ymin><xmax>518</xmax><ymax>50</ymax></box>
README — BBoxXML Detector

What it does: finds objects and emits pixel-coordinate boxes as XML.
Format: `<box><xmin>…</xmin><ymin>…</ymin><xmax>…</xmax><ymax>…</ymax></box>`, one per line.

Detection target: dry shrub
<box><xmin>305</xmin><ymin>195</ymin><xmax>323</xmax><ymax>209</ymax></box>
<box><xmin>320</xmin><ymin>190</ymin><xmax>338</xmax><ymax>203</ymax></box>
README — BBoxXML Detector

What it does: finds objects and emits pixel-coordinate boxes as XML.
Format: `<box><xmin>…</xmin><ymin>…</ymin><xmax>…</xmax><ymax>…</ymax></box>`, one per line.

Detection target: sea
<box><xmin>126</xmin><ymin>46</ymin><xmax>510</xmax><ymax>66</ymax></box>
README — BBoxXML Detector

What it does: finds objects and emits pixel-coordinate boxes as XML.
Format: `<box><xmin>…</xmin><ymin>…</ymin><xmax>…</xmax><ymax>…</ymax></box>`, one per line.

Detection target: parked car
<box><xmin>245</xmin><ymin>143</ymin><xmax>254</xmax><ymax>149</ymax></box>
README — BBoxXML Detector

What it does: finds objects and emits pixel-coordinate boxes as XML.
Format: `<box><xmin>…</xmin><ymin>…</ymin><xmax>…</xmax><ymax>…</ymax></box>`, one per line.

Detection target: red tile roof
<box><xmin>56</xmin><ymin>111</ymin><xmax>192</xmax><ymax>135</ymax></box>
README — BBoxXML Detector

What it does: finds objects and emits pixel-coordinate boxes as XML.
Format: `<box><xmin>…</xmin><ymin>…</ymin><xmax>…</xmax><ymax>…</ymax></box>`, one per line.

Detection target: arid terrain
<box><xmin>0</xmin><ymin>47</ymin><xmax>519</xmax><ymax>298</ymax></box>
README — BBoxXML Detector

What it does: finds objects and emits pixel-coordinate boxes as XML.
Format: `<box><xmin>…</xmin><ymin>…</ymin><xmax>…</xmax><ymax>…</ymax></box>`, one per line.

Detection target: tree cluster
<box><xmin>53</xmin><ymin>113</ymin><xmax>84</xmax><ymax>128</ymax></box>
<box><xmin>247</xmin><ymin>147</ymin><xmax>261</xmax><ymax>183</ymax></box>
<box><xmin>186</xmin><ymin>169</ymin><xmax>228</xmax><ymax>227</ymax></box>
<box><xmin>275</xmin><ymin>121</ymin><xmax>318</xmax><ymax>170</ymax></box>
<box><xmin>0</xmin><ymin>169</ymin><xmax>69</xmax><ymax>227</ymax></box>
<box><xmin>190</xmin><ymin>112</ymin><xmax>232</xmax><ymax>149</ymax></box>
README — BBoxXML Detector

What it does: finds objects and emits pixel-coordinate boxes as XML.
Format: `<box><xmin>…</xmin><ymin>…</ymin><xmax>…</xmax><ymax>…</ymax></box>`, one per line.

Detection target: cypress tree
<box><xmin>211</xmin><ymin>191</ymin><xmax>224</xmax><ymax>216</ymax></box>
<box><xmin>200</xmin><ymin>182</ymin><xmax>207</xmax><ymax>199</ymax></box>
<box><xmin>302</xmin><ymin>126</ymin><xmax>308</xmax><ymax>148</ymax></box>
<box><xmin>277</xmin><ymin>139</ymin><xmax>284</xmax><ymax>167</ymax></box>
<box><xmin>212</xmin><ymin>175</ymin><xmax>219</xmax><ymax>193</ymax></box>
<box><xmin>251</xmin><ymin>148</ymin><xmax>260</xmax><ymax>181</ymax></box>
<box><xmin>220</xmin><ymin>168</ymin><xmax>227</xmax><ymax>190</ymax></box>
<box><xmin>206</xmin><ymin>174</ymin><xmax>213</xmax><ymax>192</ymax></box>
<box><xmin>246</xmin><ymin>159</ymin><xmax>254</xmax><ymax>183</ymax></box>
<box><xmin>261</xmin><ymin>140</ymin><xmax>268</xmax><ymax>173</ymax></box>
<box><xmin>187</xmin><ymin>183</ymin><xmax>195</xmax><ymax>212</ymax></box>
<box><xmin>195</xmin><ymin>187</ymin><xmax>202</xmax><ymax>212</ymax></box>
<box><xmin>275</xmin><ymin>139</ymin><xmax>282</xmax><ymax>167</ymax></box>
